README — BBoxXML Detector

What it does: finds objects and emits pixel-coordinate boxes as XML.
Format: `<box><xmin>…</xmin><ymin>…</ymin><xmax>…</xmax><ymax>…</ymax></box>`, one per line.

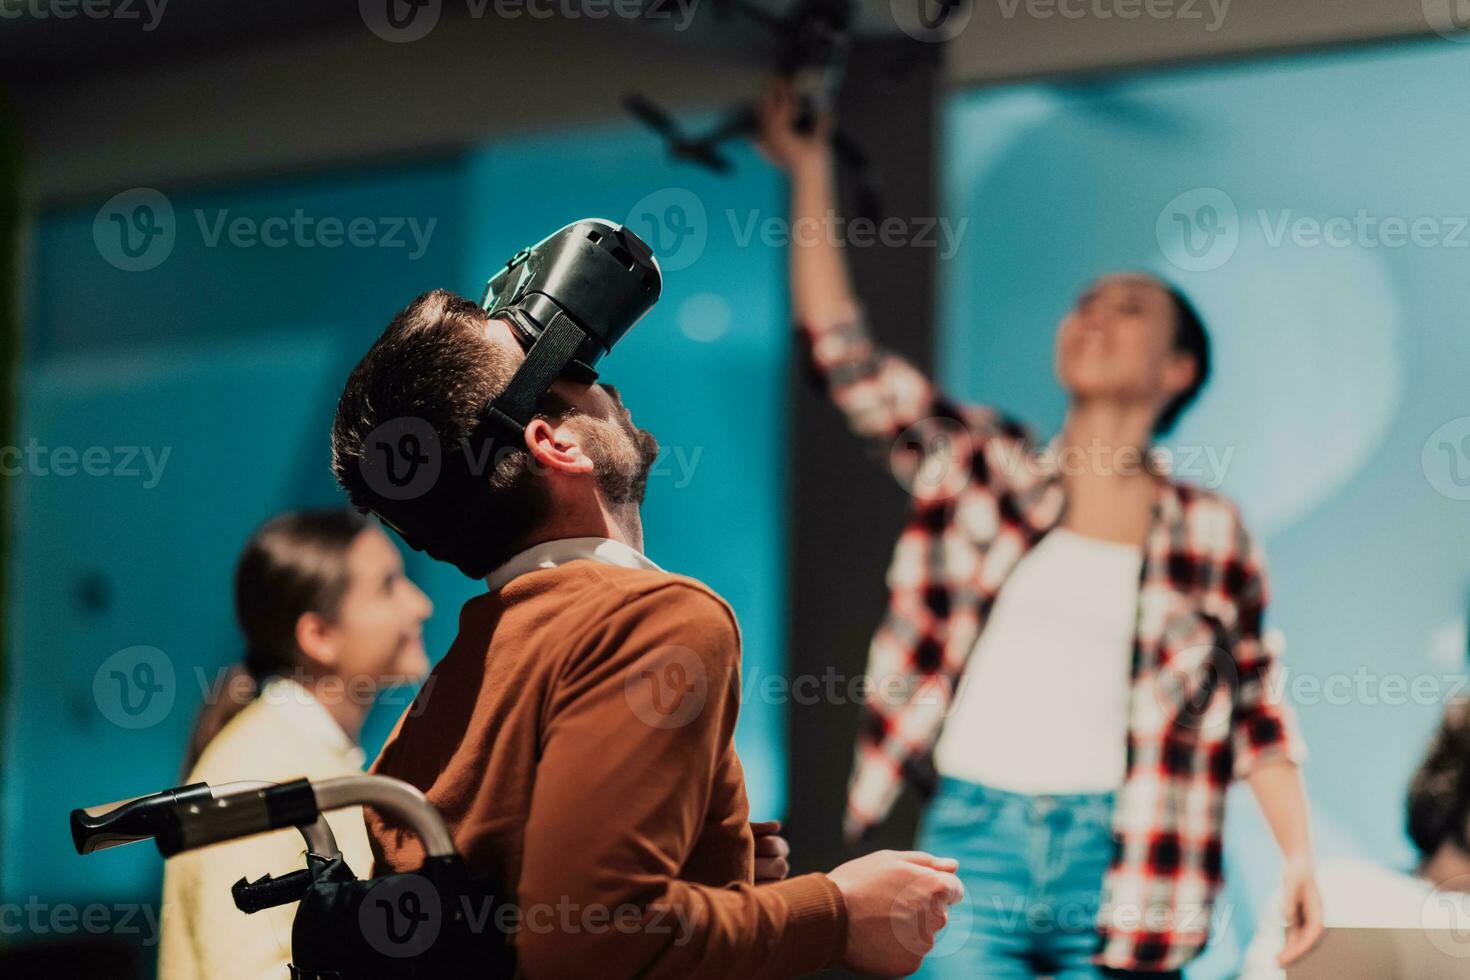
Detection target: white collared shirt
<box><xmin>256</xmin><ymin>675</ymin><xmax>366</xmax><ymax>770</ymax></box>
<box><xmin>485</xmin><ymin>536</ymin><xmax>664</xmax><ymax>592</ymax></box>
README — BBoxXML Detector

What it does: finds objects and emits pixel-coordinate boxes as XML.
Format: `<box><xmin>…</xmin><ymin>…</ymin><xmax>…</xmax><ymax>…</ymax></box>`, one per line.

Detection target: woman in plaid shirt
<box><xmin>758</xmin><ymin>83</ymin><xmax>1324</xmax><ymax>978</ymax></box>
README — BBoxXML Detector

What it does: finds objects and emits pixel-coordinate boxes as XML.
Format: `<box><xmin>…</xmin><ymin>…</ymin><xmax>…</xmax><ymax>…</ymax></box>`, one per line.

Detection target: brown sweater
<box><xmin>366</xmin><ymin>560</ymin><xmax>847</xmax><ymax>978</ymax></box>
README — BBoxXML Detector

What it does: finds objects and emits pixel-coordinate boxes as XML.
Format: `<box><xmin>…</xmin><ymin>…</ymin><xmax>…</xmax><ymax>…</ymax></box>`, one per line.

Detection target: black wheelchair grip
<box><xmin>70</xmin><ymin>783</ymin><xmax>211</xmax><ymax>855</ymax></box>
<box><xmin>232</xmin><ymin>868</ymin><xmax>316</xmax><ymax>914</ymax></box>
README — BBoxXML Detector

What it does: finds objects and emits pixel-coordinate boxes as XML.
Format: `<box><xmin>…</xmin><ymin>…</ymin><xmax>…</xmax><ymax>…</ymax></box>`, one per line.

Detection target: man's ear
<box><xmin>295</xmin><ymin>611</ymin><xmax>338</xmax><ymax>671</ymax></box>
<box><xmin>524</xmin><ymin>417</ymin><xmax>596</xmax><ymax>477</ymax></box>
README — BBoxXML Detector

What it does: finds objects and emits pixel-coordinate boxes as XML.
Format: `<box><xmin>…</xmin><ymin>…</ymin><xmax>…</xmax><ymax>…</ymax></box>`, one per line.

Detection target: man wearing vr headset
<box><xmin>330</xmin><ymin>220</ymin><xmax>964</xmax><ymax>978</ymax></box>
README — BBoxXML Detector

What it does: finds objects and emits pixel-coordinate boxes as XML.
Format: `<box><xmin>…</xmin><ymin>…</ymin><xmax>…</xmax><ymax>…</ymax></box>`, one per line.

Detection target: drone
<box><xmin>624</xmin><ymin>0</ymin><xmax>883</xmax><ymax>218</ymax></box>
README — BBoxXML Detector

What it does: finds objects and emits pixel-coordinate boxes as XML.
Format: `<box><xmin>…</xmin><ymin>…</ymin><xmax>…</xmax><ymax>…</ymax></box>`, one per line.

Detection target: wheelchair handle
<box><xmin>72</xmin><ymin>780</ymin><xmax>339</xmax><ymax>859</ymax></box>
<box><xmin>314</xmin><ymin>775</ymin><xmax>455</xmax><ymax>858</ymax></box>
<box><xmin>71</xmin><ymin>782</ymin><xmax>211</xmax><ymax>854</ymax></box>
<box><xmin>71</xmin><ymin>774</ymin><xmax>452</xmax><ymax>860</ymax></box>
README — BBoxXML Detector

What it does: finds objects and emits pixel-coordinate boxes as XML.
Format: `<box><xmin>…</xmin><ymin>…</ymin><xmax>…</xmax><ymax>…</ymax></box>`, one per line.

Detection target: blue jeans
<box><xmin>915</xmin><ymin>777</ymin><xmax>1177</xmax><ymax>979</ymax></box>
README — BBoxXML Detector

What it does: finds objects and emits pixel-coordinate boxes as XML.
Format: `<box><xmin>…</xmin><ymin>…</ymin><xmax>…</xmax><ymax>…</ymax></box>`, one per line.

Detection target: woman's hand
<box><xmin>1276</xmin><ymin>856</ymin><xmax>1325</xmax><ymax>966</ymax></box>
<box><xmin>754</xmin><ymin>79</ymin><xmax>833</xmax><ymax>178</ymax></box>
<box><xmin>752</xmin><ymin>820</ymin><xmax>791</xmax><ymax>882</ymax></box>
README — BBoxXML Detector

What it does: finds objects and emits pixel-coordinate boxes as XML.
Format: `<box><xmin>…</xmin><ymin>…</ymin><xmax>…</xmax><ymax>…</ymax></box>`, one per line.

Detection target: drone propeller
<box><xmin>623</xmin><ymin>0</ymin><xmax>912</xmax><ymax>218</ymax></box>
<box><xmin>624</xmin><ymin>94</ymin><xmax>736</xmax><ymax>172</ymax></box>
<box><xmin>624</xmin><ymin>93</ymin><xmax>685</xmax><ymax>141</ymax></box>
<box><xmin>678</xmin><ymin>143</ymin><xmax>735</xmax><ymax>174</ymax></box>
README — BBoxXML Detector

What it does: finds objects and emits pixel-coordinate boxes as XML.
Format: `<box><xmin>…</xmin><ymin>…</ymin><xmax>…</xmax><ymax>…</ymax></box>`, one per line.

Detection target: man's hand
<box><xmin>752</xmin><ymin>820</ymin><xmax>791</xmax><ymax>883</ymax></box>
<box><xmin>1276</xmin><ymin>857</ymin><xmax>1324</xmax><ymax>966</ymax></box>
<box><xmin>755</xmin><ymin>79</ymin><xmax>833</xmax><ymax>177</ymax></box>
<box><xmin>826</xmin><ymin>849</ymin><xmax>964</xmax><ymax>977</ymax></box>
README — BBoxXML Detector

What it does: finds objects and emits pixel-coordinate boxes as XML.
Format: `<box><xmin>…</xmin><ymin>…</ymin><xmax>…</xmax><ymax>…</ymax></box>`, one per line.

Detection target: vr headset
<box><xmin>365</xmin><ymin>218</ymin><xmax>662</xmax><ymax>554</ymax></box>
<box><xmin>476</xmin><ymin>217</ymin><xmax>661</xmax><ymax>448</ymax></box>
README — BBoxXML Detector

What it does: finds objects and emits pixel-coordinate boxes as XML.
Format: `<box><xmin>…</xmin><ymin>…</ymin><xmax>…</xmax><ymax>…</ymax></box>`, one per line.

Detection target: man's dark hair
<box><xmin>1154</xmin><ymin>284</ymin><xmax>1211</xmax><ymax>436</ymax></box>
<box><xmin>332</xmin><ymin>289</ymin><xmax>568</xmax><ymax>579</ymax></box>
<box><xmin>1407</xmin><ymin>699</ymin><xmax>1470</xmax><ymax>862</ymax></box>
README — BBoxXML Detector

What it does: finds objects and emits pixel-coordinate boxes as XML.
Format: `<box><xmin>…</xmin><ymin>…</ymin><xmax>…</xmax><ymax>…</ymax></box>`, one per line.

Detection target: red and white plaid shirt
<box><xmin>801</xmin><ymin>317</ymin><xmax>1305</xmax><ymax>972</ymax></box>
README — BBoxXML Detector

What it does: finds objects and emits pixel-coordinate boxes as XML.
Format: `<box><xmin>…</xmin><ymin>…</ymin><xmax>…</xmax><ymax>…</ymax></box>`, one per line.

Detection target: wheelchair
<box><xmin>71</xmin><ymin>774</ymin><xmax>515</xmax><ymax>978</ymax></box>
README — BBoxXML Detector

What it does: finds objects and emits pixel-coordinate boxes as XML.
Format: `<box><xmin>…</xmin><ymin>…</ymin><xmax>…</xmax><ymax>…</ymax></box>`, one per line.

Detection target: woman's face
<box><xmin>319</xmin><ymin>527</ymin><xmax>432</xmax><ymax>686</ymax></box>
<box><xmin>1054</xmin><ymin>273</ymin><xmax>1194</xmax><ymax>413</ymax></box>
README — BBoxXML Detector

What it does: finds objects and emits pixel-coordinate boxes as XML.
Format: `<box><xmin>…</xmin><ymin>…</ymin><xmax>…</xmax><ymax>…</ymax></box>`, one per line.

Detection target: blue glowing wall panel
<box><xmin>2</xmin><ymin>131</ymin><xmax>788</xmax><ymax>919</ymax></box>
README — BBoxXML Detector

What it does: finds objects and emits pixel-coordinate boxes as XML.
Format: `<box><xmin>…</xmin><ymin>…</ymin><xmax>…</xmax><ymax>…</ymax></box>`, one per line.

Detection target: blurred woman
<box><xmin>758</xmin><ymin>79</ymin><xmax>1320</xmax><ymax>978</ymax></box>
<box><xmin>158</xmin><ymin>509</ymin><xmax>432</xmax><ymax>980</ymax></box>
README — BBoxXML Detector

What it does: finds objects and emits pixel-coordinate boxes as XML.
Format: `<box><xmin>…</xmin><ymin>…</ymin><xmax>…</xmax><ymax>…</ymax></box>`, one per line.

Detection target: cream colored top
<box><xmin>157</xmin><ymin>677</ymin><xmax>372</xmax><ymax>980</ymax></box>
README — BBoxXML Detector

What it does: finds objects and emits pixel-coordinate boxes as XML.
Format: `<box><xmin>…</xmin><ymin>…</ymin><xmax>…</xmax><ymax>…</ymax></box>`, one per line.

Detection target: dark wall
<box><xmin>0</xmin><ymin>94</ymin><xmax>18</xmax><ymax>888</ymax></box>
<box><xmin>784</xmin><ymin>36</ymin><xmax>942</xmax><ymax>898</ymax></box>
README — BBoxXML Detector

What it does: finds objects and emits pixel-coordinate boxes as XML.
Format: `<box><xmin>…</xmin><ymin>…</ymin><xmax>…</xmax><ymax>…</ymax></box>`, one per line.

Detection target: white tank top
<box><xmin>932</xmin><ymin>527</ymin><xmax>1143</xmax><ymax>795</ymax></box>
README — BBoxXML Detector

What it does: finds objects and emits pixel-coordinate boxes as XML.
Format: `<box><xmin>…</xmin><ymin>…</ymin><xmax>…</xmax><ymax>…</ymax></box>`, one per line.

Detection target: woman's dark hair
<box><xmin>1407</xmin><ymin>699</ymin><xmax>1470</xmax><ymax>863</ymax></box>
<box><xmin>180</xmin><ymin>508</ymin><xmax>371</xmax><ymax>777</ymax></box>
<box><xmin>1154</xmin><ymin>284</ymin><xmax>1211</xmax><ymax>436</ymax></box>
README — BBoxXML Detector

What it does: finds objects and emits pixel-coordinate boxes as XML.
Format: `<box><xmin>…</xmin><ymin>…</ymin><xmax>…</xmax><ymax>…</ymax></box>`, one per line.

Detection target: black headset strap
<box><xmin>476</xmin><ymin>310</ymin><xmax>585</xmax><ymax>448</ymax></box>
